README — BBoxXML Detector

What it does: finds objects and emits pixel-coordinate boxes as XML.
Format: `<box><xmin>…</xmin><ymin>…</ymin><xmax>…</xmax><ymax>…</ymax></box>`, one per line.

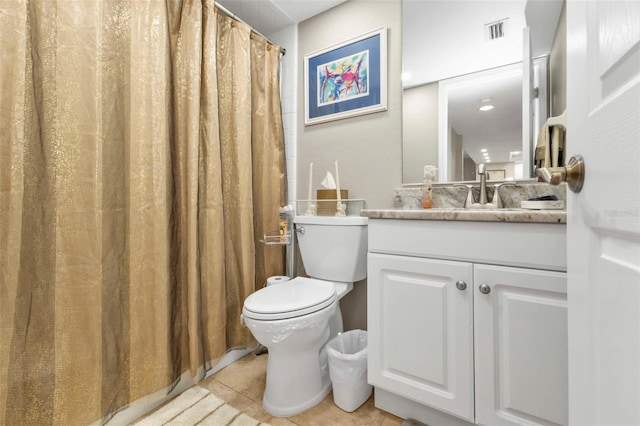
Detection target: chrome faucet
<box><xmin>469</xmin><ymin>164</ymin><xmax>497</xmax><ymax>209</ymax></box>
<box><xmin>478</xmin><ymin>164</ymin><xmax>489</xmax><ymax>205</ymax></box>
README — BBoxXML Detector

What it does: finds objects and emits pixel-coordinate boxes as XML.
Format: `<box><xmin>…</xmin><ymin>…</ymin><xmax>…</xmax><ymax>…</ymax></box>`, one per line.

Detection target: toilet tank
<box><xmin>293</xmin><ymin>216</ymin><xmax>368</xmax><ymax>282</ymax></box>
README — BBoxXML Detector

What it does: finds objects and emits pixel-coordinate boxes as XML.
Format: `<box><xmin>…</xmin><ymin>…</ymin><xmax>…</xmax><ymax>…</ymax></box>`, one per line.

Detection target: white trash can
<box><xmin>326</xmin><ymin>329</ymin><xmax>372</xmax><ymax>412</ymax></box>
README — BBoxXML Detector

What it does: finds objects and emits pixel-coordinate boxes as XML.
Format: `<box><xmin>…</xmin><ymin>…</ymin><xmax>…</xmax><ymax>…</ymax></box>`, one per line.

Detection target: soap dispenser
<box><xmin>422</xmin><ymin>166</ymin><xmax>437</xmax><ymax>209</ymax></box>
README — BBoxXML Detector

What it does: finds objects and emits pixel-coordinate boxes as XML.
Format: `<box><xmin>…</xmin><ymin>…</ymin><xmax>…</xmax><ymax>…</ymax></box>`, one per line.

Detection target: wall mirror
<box><xmin>401</xmin><ymin>0</ymin><xmax>563</xmax><ymax>184</ymax></box>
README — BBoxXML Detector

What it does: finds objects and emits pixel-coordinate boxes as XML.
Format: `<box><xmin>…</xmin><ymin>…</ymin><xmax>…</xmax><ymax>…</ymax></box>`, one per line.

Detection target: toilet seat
<box><xmin>243</xmin><ymin>277</ymin><xmax>337</xmax><ymax>321</ymax></box>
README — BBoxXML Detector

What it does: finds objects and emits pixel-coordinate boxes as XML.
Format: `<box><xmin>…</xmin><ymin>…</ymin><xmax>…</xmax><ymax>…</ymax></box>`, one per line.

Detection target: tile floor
<box><xmin>196</xmin><ymin>352</ymin><xmax>404</xmax><ymax>426</ymax></box>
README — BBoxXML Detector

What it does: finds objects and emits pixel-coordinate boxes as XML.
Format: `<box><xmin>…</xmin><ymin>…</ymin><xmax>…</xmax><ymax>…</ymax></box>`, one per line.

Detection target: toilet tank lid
<box><xmin>293</xmin><ymin>216</ymin><xmax>368</xmax><ymax>226</ymax></box>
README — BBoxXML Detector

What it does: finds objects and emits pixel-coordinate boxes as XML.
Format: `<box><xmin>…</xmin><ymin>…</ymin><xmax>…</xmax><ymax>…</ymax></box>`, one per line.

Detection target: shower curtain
<box><xmin>0</xmin><ymin>0</ymin><xmax>286</xmax><ymax>424</ymax></box>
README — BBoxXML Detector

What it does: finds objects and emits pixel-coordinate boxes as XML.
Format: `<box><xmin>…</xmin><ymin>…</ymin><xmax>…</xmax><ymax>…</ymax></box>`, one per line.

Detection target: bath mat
<box><xmin>132</xmin><ymin>386</ymin><xmax>271</xmax><ymax>426</ymax></box>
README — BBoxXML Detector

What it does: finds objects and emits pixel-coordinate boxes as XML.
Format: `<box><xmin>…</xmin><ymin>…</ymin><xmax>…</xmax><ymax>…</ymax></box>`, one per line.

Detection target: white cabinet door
<box><xmin>474</xmin><ymin>264</ymin><xmax>567</xmax><ymax>426</ymax></box>
<box><xmin>368</xmin><ymin>253</ymin><xmax>474</xmax><ymax>421</ymax></box>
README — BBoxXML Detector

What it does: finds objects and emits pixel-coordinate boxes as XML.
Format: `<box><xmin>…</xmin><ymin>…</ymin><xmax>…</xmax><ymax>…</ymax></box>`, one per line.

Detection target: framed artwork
<box><xmin>304</xmin><ymin>27</ymin><xmax>387</xmax><ymax>125</ymax></box>
<box><xmin>488</xmin><ymin>169</ymin><xmax>506</xmax><ymax>180</ymax></box>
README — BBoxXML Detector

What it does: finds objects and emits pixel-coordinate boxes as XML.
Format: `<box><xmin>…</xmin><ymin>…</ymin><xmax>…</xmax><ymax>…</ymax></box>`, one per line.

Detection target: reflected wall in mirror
<box><xmin>401</xmin><ymin>0</ymin><xmax>564</xmax><ymax>184</ymax></box>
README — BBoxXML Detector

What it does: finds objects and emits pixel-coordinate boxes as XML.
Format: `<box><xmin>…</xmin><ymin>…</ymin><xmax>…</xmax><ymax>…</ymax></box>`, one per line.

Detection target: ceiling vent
<box><xmin>485</xmin><ymin>18</ymin><xmax>508</xmax><ymax>41</ymax></box>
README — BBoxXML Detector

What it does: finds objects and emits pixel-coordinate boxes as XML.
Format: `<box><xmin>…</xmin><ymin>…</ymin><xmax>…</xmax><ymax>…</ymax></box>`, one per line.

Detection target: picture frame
<box><xmin>304</xmin><ymin>27</ymin><xmax>387</xmax><ymax>126</ymax></box>
<box><xmin>488</xmin><ymin>169</ymin><xmax>506</xmax><ymax>181</ymax></box>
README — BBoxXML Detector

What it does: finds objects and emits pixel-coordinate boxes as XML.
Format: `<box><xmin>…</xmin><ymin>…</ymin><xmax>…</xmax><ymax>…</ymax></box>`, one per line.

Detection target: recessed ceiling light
<box><xmin>481</xmin><ymin>148</ymin><xmax>488</xmax><ymax>153</ymax></box>
<box><xmin>479</xmin><ymin>105</ymin><xmax>494</xmax><ymax>111</ymax></box>
<box><xmin>486</xmin><ymin>159</ymin><xmax>492</xmax><ymax>163</ymax></box>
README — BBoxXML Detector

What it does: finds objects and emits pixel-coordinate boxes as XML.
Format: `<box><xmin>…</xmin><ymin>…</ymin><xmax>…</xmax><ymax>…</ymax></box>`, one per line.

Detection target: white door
<box><xmin>367</xmin><ymin>253</ymin><xmax>474</xmax><ymax>422</ymax></box>
<box><xmin>474</xmin><ymin>264</ymin><xmax>567</xmax><ymax>426</ymax></box>
<box><xmin>567</xmin><ymin>1</ymin><xmax>640</xmax><ymax>424</ymax></box>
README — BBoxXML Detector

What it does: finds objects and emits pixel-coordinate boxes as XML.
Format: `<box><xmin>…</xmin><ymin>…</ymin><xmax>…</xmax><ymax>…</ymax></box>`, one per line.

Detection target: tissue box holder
<box><xmin>317</xmin><ymin>189</ymin><xmax>348</xmax><ymax>216</ymax></box>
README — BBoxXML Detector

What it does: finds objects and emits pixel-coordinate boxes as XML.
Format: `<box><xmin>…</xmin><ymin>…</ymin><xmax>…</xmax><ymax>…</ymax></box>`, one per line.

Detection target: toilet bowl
<box><xmin>243</xmin><ymin>277</ymin><xmax>343</xmax><ymax>416</ymax></box>
<box><xmin>242</xmin><ymin>215</ymin><xmax>368</xmax><ymax>417</ymax></box>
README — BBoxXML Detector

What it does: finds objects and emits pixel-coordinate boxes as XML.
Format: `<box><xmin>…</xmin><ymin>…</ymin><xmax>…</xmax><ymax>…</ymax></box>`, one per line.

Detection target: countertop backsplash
<box><xmin>394</xmin><ymin>182</ymin><xmax>567</xmax><ymax>210</ymax></box>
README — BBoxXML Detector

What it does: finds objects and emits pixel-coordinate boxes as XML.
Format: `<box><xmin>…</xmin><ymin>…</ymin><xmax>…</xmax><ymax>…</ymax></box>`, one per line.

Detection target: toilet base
<box><xmin>263</xmin><ymin>370</ymin><xmax>332</xmax><ymax>417</ymax></box>
<box><xmin>261</xmin><ymin>328</ymin><xmax>333</xmax><ymax>417</ymax></box>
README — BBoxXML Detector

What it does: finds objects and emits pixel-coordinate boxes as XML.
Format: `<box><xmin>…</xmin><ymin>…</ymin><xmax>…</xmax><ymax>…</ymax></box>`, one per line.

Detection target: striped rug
<box><xmin>132</xmin><ymin>386</ymin><xmax>270</xmax><ymax>426</ymax></box>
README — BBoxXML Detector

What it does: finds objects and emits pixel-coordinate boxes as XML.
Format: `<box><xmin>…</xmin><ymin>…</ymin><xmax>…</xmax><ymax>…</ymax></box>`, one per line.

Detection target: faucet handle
<box><xmin>493</xmin><ymin>182</ymin><xmax>516</xmax><ymax>208</ymax></box>
<box><xmin>453</xmin><ymin>184</ymin><xmax>474</xmax><ymax>208</ymax></box>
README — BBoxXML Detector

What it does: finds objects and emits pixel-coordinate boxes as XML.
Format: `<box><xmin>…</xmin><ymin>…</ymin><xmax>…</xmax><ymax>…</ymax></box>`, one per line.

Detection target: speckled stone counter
<box><xmin>361</xmin><ymin>208</ymin><xmax>566</xmax><ymax>223</ymax></box>
<box><xmin>394</xmin><ymin>182</ymin><xmax>567</xmax><ymax>210</ymax></box>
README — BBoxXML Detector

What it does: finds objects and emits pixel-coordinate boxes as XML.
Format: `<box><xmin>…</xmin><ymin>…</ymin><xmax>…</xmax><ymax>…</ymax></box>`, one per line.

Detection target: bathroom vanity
<box><xmin>362</xmin><ymin>209</ymin><xmax>567</xmax><ymax>426</ymax></box>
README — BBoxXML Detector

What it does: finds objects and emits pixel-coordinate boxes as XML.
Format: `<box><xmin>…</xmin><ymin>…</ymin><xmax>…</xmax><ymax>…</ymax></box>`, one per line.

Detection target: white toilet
<box><xmin>242</xmin><ymin>215</ymin><xmax>368</xmax><ymax>417</ymax></box>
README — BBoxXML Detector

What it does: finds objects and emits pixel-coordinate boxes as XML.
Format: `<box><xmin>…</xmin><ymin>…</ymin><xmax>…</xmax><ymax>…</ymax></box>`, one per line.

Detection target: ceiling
<box><xmin>215</xmin><ymin>0</ymin><xmax>348</xmax><ymax>36</ymax></box>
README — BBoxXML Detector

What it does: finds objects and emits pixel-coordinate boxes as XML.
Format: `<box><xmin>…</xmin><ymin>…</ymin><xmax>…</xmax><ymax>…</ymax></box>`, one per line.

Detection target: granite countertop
<box><xmin>361</xmin><ymin>208</ymin><xmax>566</xmax><ymax>224</ymax></box>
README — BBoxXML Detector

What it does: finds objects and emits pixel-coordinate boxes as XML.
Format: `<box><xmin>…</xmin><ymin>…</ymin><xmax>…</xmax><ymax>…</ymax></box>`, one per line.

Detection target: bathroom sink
<box><xmin>471</xmin><ymin>207</ymin><xmax>525</xmax><ymax>211</ymax></box>
<box><xmin>468</xmin><ymin>203</ymin><xmax>499</xmax><ymax>210</ymax></box>
<box><xmin>430</xmin><ymin>207</ymin><xmax>522</xmax><ymax>212</ymax></box>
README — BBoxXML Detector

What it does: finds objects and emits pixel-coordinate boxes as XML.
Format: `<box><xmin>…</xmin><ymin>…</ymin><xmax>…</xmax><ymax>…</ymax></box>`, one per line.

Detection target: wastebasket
<box><xmin>326</xmin><ymin>329</ymin><xmax>372</xmax><ymax>412</ymax></box>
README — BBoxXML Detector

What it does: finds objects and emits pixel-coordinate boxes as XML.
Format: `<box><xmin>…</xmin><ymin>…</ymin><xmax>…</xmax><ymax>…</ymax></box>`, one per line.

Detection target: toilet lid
<box><xmin>243</xmin><ymin>277</ymin><xmax>337</xmax><ymax>321</ymax></box>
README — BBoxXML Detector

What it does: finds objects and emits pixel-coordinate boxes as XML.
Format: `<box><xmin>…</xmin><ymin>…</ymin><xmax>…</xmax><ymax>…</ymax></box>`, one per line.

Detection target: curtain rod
<box><xmin>214</xmin><ymin>2</ymin><xmax>287</xmax><ymax>56</ymax></box>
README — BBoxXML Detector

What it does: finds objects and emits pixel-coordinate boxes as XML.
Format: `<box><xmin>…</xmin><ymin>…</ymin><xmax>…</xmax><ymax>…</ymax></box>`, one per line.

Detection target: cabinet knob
<box><xmin>479</xmin><ymin>284</ymin><xmax>491</xmax><ymax>294</ymax></box>
<box><xmin>456</xmin><ymin>280</ymin><xmax>467</xmax><ymax>291</ymax></box>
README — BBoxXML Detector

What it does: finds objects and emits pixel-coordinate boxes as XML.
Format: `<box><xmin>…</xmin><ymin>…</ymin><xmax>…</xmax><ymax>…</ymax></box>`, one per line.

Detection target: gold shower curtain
<box><xmin>0</xmin><ymin>0</ymin><xmax>285</xmax><ymax>424</ymax></box>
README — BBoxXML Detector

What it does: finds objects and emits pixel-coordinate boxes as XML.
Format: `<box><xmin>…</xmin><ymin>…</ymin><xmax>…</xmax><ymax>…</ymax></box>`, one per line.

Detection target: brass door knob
<box><xmin>536</xmin><ymin>155</ymin><xmax>585</xmax><ymax>193</ymax></box>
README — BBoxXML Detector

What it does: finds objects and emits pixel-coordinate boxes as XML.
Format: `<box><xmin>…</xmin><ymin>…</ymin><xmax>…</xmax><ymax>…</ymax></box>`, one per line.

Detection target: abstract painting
<box><xmin>305</xmin><ymin>28</ymin><xmax>387</xmax><ymax>125</ymax></box>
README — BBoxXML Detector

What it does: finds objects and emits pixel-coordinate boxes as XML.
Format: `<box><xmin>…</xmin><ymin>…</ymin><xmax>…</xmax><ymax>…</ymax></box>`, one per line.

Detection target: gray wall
<box><xmin>463</xmin><ymin>154</ymin><xmax>477</xmax><ymax>181</ymax></box>
<box><xmin>297</xmin><ymin>0</ymin><xmax>402</xmax><ymax>331</ymax></box>
<box><xmin>549</xmin><ymin>2</ymin><xmax>566</xmax><ymax>117</ymax></box>
<box><xmin>297</xmin><ymin>0</ymin><xmax>403</xmax><ymax>210</ymax></box>
<box><xmin>402</xmin><ymin>82</ymin><xmax>439</xmax><ymax>183</ymax></box>
<box><xmin>449</xmin><ymin>128</ymin><xmax>463</xmax><ymax>181</ymax></box>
